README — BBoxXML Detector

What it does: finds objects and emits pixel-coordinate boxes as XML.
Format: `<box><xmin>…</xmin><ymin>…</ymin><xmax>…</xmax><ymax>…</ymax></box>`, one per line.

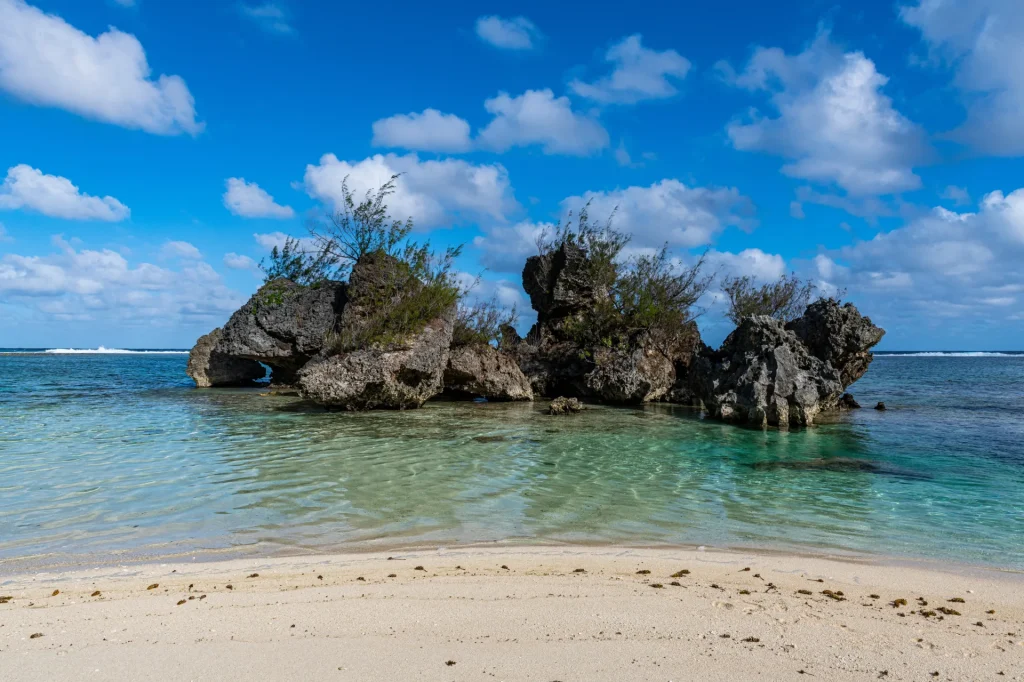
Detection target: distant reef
<box><xmin>188</xmin><ymin>245</ymin><xmax>884</xmax><ymax>428</ymax></box>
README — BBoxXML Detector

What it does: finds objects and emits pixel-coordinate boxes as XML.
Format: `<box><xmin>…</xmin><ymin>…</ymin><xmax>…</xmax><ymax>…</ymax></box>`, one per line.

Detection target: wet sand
<box><xmin>1</xmin><ymin>546</ymin><xmax>1022</xmax><ymax>681</ymax></box>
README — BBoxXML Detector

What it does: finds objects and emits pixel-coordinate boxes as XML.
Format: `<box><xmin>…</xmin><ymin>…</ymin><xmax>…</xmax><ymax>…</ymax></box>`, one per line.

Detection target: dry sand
<box><xmin>1</xmin><ymin>546</ymin><xmax>1021</xmax><ymax>681</ymax></box>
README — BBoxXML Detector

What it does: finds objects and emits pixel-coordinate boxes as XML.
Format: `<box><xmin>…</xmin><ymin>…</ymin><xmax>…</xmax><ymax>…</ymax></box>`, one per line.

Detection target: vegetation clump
<box><xmin>721</xmin><ymin>273</ymin><xmax>815</xmax><ymax>326</ymax></box>
<box><xmin>538</xmin><ymin>205</ymin><xmax>712</xmax><ymax>354</ymax></box>
<box><xmin>451</xmin><ymin>297</ymin><xmax>518</xmax><ymax>348</ymax></box>
<box><xmin>258</xmin><ymin>175</ymin><xmax>468</xmax><ymax>352</ymax></box>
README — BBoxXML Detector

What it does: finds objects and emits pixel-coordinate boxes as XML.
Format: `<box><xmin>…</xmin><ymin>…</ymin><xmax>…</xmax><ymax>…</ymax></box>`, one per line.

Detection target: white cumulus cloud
<box><xmin>901</xmin><ymin>0</ymin><xmax>1024</xmax><ymax>155</ymax></box>
<box><xmin>0</xmin><ymin>0</ymin><xmax>202</xmax><ymax>135</ymax></box>
<box><xmin>560</xmin><ymin>179</ymin><xmax>756</xmax><ymax>251</ymax></box>
<box><xmin>0</xmin><ymin>236</ymin><xmax>245</xmax><ymax>325</ymax></box>
<box><xmin>475</xmin><ymin>16</ymin><xmax>541</xmax><ymax>50</ymax></box>
<box><xmin>302</xmin><ymin>153</ymin><xmax>517</xmax><ymax>228</ymax></box>
<box><xmin>0</xmin><ymin>164</ymin><xmax>130</xmax><ymax>221</ymax></box>
<box><xmin>800</xmin><ymin>187</ymin><xmax>1024</xmax><ymax>340</ymax></box>
<box><xmin>160</xmin><ymin>241</ymin><xmax>202</xmax><ymax>260</ymax></box>
<box><xmin>223</xmin><ymin>253</ymin><xmax>259</xmax><ymax>271</ymax></box>
<box><xmin>724</xmin><ymin>33</ymin><xmax>929</xmax><ymax>197</ymax></box>
<box><xmin>477</xmin><ymin>89</ymin><xmax>609</xmax><ymax>155</ymax></box>
<box><xmin>570</xmin><ymin>35</ymin><xmax>691</xmax><ymax>104</ymax></box>
<box><xmin>223</xmin><ymin>178</ymin><xmax>295</xmax><ymax>219</ymax></box>
<box><xmin>473</xmin><ymin>220</ymin><xmax>556</xmax><ymax>274</ymax></box>
<box><xmin>371</xmin><ymin>109</ymin><xmax>472</xmax><ymax>153</ymax></box>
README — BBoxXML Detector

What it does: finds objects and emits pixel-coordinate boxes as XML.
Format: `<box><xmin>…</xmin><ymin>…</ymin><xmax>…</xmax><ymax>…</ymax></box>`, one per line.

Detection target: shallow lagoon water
<box><xmin>1</xmin><ymin>351</ymin><xmax>1023</xmax><ymax>570</ymax></box>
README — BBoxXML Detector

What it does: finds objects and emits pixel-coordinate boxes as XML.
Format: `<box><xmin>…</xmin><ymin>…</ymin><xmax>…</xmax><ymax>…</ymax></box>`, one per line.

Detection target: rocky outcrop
<box><xmin>688</xmin><ymin>300</ymin><xmax>885</xmax><ymax>428</ymax></box>
<box><xmin>512</xmin><ymin>243</ymin><xmax>697</xmax><ymax>404</ymax></box>
<box><xmin>186</xmin><ymin>328</ymin><xmax>265</xmax><ymax>387</ymax></box>
<box><xmin>295</xmin><ymin>253</ymin><xmax>456</xmax><ymax>409</ymax></box>
<box><xmin>786</xmin><ymin>299</ymin><xmax>885</xmax><ymax>386</ymax></box>
<box><xmin>444</xmin><ymin>344</ymin><xmax>533</xmax><ymax>401</ymax></box>
<box><xmin>584</xmin><ymin>346</ymin><xmax>676</xmax><ymax>403</ymax></box>
<box><xmin>215</xmin><ymin>279</ymin><xmax>346</xmax><ymax>384</ymax></box>
<box><xmin>690</xmin><ymin>316</ymin><xmax>844</xmax><ymax>428</ymax></box>
<box><xmin>297</xmin><ymin>314</ymin><xmax>453</xmax><ymax>410</ymax></box>
<box><xmin>548</xmin><ymin>396</ymin><xmax>584</xmax><ymax>415</ymax></box>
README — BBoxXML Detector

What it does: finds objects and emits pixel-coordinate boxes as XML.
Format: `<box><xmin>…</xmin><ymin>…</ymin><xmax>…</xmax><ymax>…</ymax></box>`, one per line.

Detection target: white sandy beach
<box><xmin>1</xmin><ymin>546</ymin><xmax>1021</xmax><ymax>681</ymax></box>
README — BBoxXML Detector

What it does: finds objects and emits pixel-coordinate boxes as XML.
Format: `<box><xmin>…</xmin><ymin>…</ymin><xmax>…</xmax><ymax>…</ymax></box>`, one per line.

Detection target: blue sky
<box><xmin>1</xmin><ymin>0</ymin><xmax>1023</xmax><ymax>350</ymax></box>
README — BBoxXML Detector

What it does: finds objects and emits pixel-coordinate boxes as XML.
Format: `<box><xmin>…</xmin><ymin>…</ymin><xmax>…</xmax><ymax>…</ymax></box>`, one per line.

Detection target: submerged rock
<box><xmin>444</xmin><ymin>344</ymin><xmax>533</xmax><ymax>401</ymax></box>
<box><xmin>875</xmin><ymin>401</ymin><xmax>887</xmax><ymax>411</ymax></box>
<box><xmin>548</xmin><ymin>396</ymin><xmax>584</xmax><ymax>415</ymax></box>
<box><xmin>839</xmin><ymin>392</ymin><xmax>861</xmax><ymax>409</ymax></box>
<box><xmin>215</xmin><ymin>279</ymin><xmax>346</xmax><ymax>384</ymax></box>
<box><xmin>751</xmin><ymin>457</ymin><xmax>883</xmax><ymax>474</ymax></box>
<box><xmin>186</xmin><ymin>328</ymin><xmax>265</xmax><ymax>388</ymax></box>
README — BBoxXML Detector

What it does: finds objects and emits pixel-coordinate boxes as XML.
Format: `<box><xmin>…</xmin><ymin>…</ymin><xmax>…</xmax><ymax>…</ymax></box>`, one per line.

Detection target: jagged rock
<box><xmin>444</xmin><ymin>344</ymin><xmax>533</xmax><ymax>401</ymax></box>
<box><xmin>522</xmin><ymin>242</ymin><xmax>602</xmax><ymax>324</ymax></box>
<box><xmin>584</xmin><ymin>347</ymin><xmax>675</xmax><ymax>403</ymax></box>
<box><xmin>689</xmin><ymin>300</ymin><xmax>884</xmax><ymax>428</ymax></box>
<box><xmin>296</xmin><ymin>253</ymin><xmax>455</xmax><ymax>410</ymax></box>
<box><xmin>516</xmin><ymin>242</ymin><xmax>700</xmax><ymax>404</ymax></box>
<box><xmin>839</xmin><ymin>393</ymin><xmax>861</xmax><ymax>409</ymax></box>
<box><xmin>874</xmin><ymin>401</ymin><xmax>887</xmax><ymax>411</ymax></box>
<box><xmin>297</xmin><ymin>314</ymin><xmax>453</xmax><ymax>409</ymax></box>
<box><xmin>548</xmin><ymin>396</ymin><xmax>584</xmax><ymax>415</ymax></box>
<box><xmin>690</xmin><ymin>316</ymin><xmax>845</xmax><ymax>428</ymax></box>
<box><xmin>787</xmin><ymin>299</ymin><xmax>885</xmax><ymax>387</ymax></box>
<box><xmin>216</xmin><ymin>278</ymin><xmax>346</xmax><ymax>384</ymax></box>
<box><xmin>186</xmin><ymin>328</ymin><xmax>265</xmax><ymax>387</ymax></box>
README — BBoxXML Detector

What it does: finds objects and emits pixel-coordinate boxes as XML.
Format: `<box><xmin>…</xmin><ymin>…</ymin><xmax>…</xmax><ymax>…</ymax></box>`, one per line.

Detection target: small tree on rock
<box><xmin>721</xmin><ymin>273</ymin><xmax>815</xmax><ymax>326</ymax></box>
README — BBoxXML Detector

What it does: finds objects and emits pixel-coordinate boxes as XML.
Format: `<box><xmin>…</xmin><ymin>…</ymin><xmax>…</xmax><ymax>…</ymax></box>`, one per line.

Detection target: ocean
<box><xmin>1</xmin><ymin>348</ymin><xmax>1022</xmax><ymax>571</ymax></box>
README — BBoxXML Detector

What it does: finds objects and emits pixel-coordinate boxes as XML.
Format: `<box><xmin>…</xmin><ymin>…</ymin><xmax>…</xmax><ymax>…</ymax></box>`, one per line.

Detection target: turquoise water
<box><xmin>1</xmin><ymin>350</ymin><xmax>1023</xmax><ymax>571</ymax></box>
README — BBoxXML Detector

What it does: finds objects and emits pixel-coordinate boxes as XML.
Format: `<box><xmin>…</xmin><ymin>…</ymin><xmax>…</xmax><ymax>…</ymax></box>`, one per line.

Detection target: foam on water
<box><xmin>41</xmin><ymin>347</ymin><xmax>188</xmax><ymax>355</ymax></box>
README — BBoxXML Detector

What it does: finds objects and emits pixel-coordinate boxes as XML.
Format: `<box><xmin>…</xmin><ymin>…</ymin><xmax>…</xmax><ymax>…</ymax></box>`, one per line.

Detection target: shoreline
<box><xmin>6</xmin><ymin>537</ymin><xmax>1024</xmax><ymax>580</ymax></box>
<box><xmin>2</xmin><ymin>545</ymin><xmax>1022</xmax><ymax>681</ymax></box>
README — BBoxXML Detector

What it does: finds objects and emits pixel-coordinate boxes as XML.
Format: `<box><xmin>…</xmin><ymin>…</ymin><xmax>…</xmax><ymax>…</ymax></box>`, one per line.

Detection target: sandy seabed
<box><xmin>1</xmin><ymin>545</ymin><xmax>1021</xmax><ymax>681</ymax></box>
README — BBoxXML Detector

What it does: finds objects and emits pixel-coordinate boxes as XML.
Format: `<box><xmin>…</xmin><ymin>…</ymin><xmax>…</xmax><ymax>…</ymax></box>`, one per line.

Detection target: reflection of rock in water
<box><xmin>750</xmin><ymin>457</ymin><xmax>927</xmax><ymax>480</ymax></box>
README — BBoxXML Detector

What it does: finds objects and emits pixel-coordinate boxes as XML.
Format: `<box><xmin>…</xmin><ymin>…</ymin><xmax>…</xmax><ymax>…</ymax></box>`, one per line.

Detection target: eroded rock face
<box><xmin>297</xmin><ymin>314</ymin><xmax>454</xmax><ymax>410</ymax></box>
<box><xmin>186</xmin><ymin>328</ymin><xmax>265</xmax><ymax>388</ymax></box>
<box><xmin>515</xmin><ymin>244</ymin><xmax>698</xmax><ymax>404</ymax></box>
<box><xmin>786</xmin><ymin>299</ymin><xmax>885</xmax><ymax>387</ymax></box>
<box><xmin>522</xmin><ymin>242</ymin><xmax>602</xmax><ymax>324</ymax></box>
<box><xmin>296</xmin><ymin>253</ymin><xmax>456</xmax><ymax>410</ymax></box>
<box><xmin>690</xmin><ymin>316</ymin><xmax>845</xmax><ymax>428</ymax></box>
<box><xmin>584</xmin><ymin>347</ymin><xmax>676</xmax><ymax>403</ymax></box>
<box><xmin>215</xmin><ymin>279</ymin><xmax>346</xmax><ymax>384</ymax></box>
<box><xmin>548</xmin><ymin>396</ymin><xmax>584</xmax><ymax>415</ymax></box>
<box><xmin>444</xmin><ymin>344</ymin><xmax>533</xmax><ymax>401</ymax></box>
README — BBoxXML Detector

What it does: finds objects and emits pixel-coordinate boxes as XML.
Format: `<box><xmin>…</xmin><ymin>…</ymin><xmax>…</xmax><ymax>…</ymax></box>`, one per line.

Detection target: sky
<box><xmin>1</xmin><ymin>0</ymin><xmax>1023</xmax><ymax>350</ymax></box>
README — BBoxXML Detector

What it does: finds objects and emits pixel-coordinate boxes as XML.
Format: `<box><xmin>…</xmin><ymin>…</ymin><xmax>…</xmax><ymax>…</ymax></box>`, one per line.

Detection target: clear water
<box><xmin>1</xmin><ymin>350</ymin><xmax>1023</xmax><ymax>571</ymax></box>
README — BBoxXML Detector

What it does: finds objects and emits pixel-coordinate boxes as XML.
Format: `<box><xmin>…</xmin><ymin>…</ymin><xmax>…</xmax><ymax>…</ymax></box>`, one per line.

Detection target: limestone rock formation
<box><xmin>689</xmin><ymin>316</ymin><xmax>844</xmax><ymax>428</ymax></box>
<box><xmin>186</xmin><ymin>328</ymin><xmax>265</xmax><ymax>387</ymax></box>
<box><xmin>215</xmin><ymin>279</ymin><xmax>346</xmax><ymax>384</ymax></box>
<box><xmin>513</xmin><ymin>242</ymin><xmax>696</xmax><ymax>404</ymax></box>
<box><xmin>297</xmin><ymin>314</ymin><xmax>453</xmax><ymax>410</ymax></box>
<box><xmin>548</xmin><ymin>396</ymin><xmax>584</xmax><ymax>415</ymax></box>
<box><xmin>786</xmin><ymin>299</ymin><xmax>885</xmax><ymax>386</ymax></box>
<box><xmin>688</xmin><ymin>300</ymin><xmax>885</xmax><ymax>428</ymax></box>
<box><xmin>295</xmin><ymin>253</ymin><xmax>456</xmax><ymax>409</ymax></box>
<box><xmin>444</xmin><ymin>344</ymin><xmax>533</xmax><ymax>401</ymax></box>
